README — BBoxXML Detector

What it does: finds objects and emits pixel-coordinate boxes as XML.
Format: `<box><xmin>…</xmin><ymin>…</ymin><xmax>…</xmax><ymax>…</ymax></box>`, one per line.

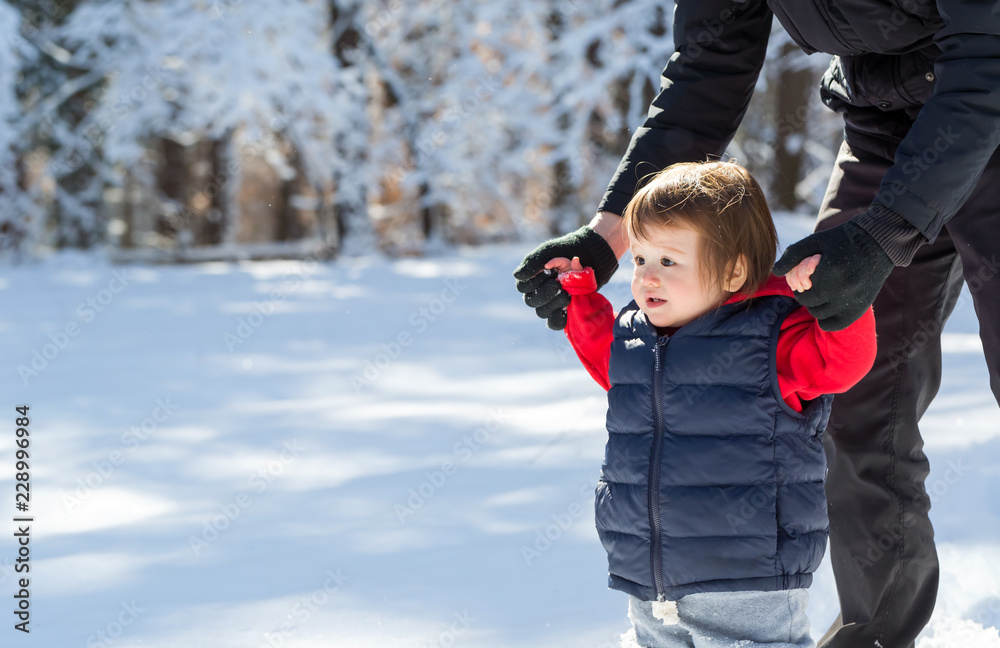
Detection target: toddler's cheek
<box><xmin>631</xmin><ymin>286</ymin><xmax>646</xmax><ymax>306</ymax></box>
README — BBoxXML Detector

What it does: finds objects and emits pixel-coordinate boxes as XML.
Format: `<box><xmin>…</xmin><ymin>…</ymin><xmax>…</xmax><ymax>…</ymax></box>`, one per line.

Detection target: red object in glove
<box><xmin>556</xmin><ymin>266</ymin><xmax>598</xmax><ymax>293</ymax></box>
<box><xmin>557</xmin><ymin>268</ymin><xmax>615</xmax><ymax>391</ymax></box>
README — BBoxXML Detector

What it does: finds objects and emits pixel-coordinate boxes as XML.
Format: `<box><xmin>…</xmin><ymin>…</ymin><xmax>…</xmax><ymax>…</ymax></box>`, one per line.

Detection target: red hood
<box><xmin>723</xmin><ymin>275</ymin><xmax>796</xmax><ymax>305</ymax></box>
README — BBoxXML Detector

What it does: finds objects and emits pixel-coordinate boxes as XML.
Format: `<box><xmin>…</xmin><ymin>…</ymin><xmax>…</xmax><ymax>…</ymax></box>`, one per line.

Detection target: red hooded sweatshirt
<box><xmin>558</xmin><ymin>269</ymin><xmax>877</xmax><ymax>412</ymax></box>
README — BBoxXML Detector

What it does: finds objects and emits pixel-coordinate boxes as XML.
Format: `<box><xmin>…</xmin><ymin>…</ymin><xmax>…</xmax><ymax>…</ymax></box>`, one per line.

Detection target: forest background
<box><xmin>0</xmin><ymin>0</ymin><xmax>840</xmax><ymax>261</ymax></box>
<box><xmin>3</xmin><ymin>4</ymin><xmax>1000</xmax><ymax>647</ymax></box>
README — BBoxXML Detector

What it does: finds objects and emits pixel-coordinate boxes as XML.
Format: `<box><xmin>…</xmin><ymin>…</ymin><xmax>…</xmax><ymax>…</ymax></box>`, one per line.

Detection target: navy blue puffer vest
<box><xmin>596</xmin><ymin>295</ymin><xmax>833</xmax><ymax>602</ymax></box>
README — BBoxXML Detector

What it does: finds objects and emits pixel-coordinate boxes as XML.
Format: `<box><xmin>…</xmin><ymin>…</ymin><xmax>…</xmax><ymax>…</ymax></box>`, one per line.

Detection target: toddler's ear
<box><xmin>724</xmin><ymin>255</ymin><xmax>748</xmax><ymax>293</ymax></box>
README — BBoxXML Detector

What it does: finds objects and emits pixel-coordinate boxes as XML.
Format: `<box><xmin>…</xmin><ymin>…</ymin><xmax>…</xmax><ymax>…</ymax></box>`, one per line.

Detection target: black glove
<box><xmin>514</xmin><ymin>226</ymin><xmax>619</xmax><ymax>330</ymax></box>
<box><xmin>773</xmin><ymin>221</ymin><xmax>894</xmax><ymax>332</ymax></box>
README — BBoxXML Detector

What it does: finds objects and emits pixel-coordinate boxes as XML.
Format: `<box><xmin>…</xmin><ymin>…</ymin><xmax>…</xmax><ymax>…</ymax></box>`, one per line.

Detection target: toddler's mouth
<box><xmin>646</xmin><ymin>297</ymin><xmax>666</xmax><ymax>306</ymax></box>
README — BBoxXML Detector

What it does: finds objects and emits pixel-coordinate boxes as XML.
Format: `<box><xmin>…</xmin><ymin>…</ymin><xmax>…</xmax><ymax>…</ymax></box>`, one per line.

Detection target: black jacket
<box><xmin>599</xmin><ymin>0</ymin><xmax>1000</xmax><ymax>246</ymax></box>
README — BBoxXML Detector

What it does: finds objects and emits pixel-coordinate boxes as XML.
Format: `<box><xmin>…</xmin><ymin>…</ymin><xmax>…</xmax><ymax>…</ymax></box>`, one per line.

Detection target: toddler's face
<box><xmin>629</xmin><ymin>224</ymin><xmax>729</xmax><ymax>330</ymax></box>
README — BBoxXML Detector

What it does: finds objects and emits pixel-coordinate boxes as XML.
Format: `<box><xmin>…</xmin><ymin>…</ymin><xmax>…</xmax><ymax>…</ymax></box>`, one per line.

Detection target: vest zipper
<box><xmin>649</xmin><ymin>336</ymin><xmax>668</xmax><ymax>601</ymax></box>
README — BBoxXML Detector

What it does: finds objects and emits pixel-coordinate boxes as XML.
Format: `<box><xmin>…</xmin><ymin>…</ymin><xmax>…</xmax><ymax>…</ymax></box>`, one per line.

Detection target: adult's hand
<box><xmin>514</xmin><ymin>224</ymin><xmax>620</xmax><ymax>330</ymax></box>
<box><xmin>773</xmin><ymin>221</ymin><xmax>894</xmax><ymax>332</ymax></box>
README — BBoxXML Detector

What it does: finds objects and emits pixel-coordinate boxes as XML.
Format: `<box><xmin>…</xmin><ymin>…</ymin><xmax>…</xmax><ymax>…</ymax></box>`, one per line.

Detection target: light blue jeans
<box><xmin>623</xmin><ymin>590</ymin><xmax>815</xmax><ymax>648</ymax></box>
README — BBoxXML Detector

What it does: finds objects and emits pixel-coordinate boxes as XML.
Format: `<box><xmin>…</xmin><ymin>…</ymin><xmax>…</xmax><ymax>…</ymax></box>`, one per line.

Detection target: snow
<box><xmin>917</xmin><ymin>618</ymin><xmax>1000</xmax><ymax>648</ymax></box>
<box><xmin>0</xmin><ymin>213</ymin><xmax>997</xmax><ymax>647</ymax></box>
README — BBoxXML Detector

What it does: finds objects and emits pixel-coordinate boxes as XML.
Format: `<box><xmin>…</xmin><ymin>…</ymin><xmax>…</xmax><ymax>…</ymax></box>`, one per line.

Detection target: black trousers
<box><xmin>814</xmin><ymin>131</ymin><xmax>1000</xmax><ymax>648</ymax></box>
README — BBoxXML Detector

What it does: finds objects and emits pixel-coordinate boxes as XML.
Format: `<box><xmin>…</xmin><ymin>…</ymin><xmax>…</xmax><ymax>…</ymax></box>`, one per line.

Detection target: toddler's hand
<box><xmin>785</xmin><ymin>254</ymin><xmax>821</xmax><ymax>293</ymax></box>
<box><xmin>544</xmin><ymin>256</ymin><xmax>585</xmax><ymax>276</ymax></box>
<box><xmin>546</xmin><ymin>256</ymin><xmax>597</xmax><ymax>295</ymax></box>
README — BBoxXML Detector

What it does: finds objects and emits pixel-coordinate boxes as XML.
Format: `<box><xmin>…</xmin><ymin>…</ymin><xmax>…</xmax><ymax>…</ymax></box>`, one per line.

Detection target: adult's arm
<box><xmin>856</xmin><ymin>2</ymin><xmax>1000</xmax><ymax>259</ymax></box>
<box><xmin>598</xmin><ymin>0</ymin><xmax>774</xmax><ymax>218</ymax></box>
<box><xmin>589</xmin><ymin>211</ymin><xmax>630</xmax><ymax>260</ymax></box>
<box><xmin>517</xmin><ymin>1</ymin><xmax>771</xmax><ymax>329</ymax></box>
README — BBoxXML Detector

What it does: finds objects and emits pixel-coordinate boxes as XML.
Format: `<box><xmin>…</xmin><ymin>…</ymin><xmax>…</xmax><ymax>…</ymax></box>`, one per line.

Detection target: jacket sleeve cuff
<box><xmin>851</xmin><ymin>203</ymin><xmax>928</xmax><ymax>267</ymax></box>
<box><xmin>596</xmin><ymin>192</ymin><xmax>629</xmax><ymax>220</ymax></box>
<box><xmin>575</xmin><ymin>227</ymin><xmax>620</xmax><ymax>288</ymax></box>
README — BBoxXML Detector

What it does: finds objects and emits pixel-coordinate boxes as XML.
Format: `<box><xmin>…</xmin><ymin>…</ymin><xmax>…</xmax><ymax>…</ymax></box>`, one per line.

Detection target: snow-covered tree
<box><xmin>348</xmin><ymin>0</ymin><xmax>674</xmax><ymax>250</ymax></box>
<box><xmin>540</xmin><ymin>0</ymin><xmax>676</xmax><ymax>232</ymax></box>
<box><xmin>54</xmin><ymin>0</ymin><xmax>366</xmax><ymax>251</ymax></box>
<box><xmin>0</xmin><ymin>0</ymin><xmax>844</xmax><ymax>259</ymax></box>
<box><xmin>0</xmin><ymin>1</ymin><xmax>39</xmax><ymax>255</ymax></box>
<box><xmin>6</xmin><ymin>0</ymin><xmax>105</xmax><ymax>250</ymax></box>
<box><xmin>730</xmin><ymin>22</ymin><xmax>841</xmax><ymax>213</ymax></box>
<box><xmin>339</xmin><ymin>0</ymin><xmax>555</xmax><ymax>251</ymax></box>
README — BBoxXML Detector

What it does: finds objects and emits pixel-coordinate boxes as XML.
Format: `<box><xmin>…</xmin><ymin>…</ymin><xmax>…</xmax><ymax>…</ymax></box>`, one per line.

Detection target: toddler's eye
<box><xmin>660</xmin><ymin>257</ymin><xmax>674</xmax><ymax>267</ymax></box>
<box><xmin>633</xmin><ymin>256</ymin><xmax>645</xmax><ymax>266</ymax></box>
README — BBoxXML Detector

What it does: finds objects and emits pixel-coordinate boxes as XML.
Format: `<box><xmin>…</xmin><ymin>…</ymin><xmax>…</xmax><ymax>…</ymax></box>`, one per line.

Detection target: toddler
<box><xmin>543</xmin><ymin>161</ymin><xmax>876</xmax><ymax>647</ymax></box>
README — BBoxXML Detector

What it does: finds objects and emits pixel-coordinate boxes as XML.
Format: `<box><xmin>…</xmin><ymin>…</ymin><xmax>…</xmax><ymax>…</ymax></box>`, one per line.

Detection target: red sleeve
<box><xmin>558</xmin><ymin>269</ymin><xmax>614</xmax><ymax>391</ymax></box>
<box><xmin>776</xmin><ymin>305</ymin><xmax>877</xmax><ymax>412</ymax></box>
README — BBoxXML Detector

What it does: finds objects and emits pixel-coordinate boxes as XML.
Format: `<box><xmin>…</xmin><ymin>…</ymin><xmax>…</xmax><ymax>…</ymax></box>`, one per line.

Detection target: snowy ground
<box><xmin>1</xmin><ymin>213</ymin><xmax>998</xmax><ymax>647</ymax></box>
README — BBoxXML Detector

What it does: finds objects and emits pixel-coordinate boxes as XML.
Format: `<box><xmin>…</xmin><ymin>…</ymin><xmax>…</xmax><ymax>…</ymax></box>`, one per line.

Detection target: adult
<box><xmin>514</xmin><ymin>2</ymin><xmax>1000</xmax><ymax>647</ymax></box>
